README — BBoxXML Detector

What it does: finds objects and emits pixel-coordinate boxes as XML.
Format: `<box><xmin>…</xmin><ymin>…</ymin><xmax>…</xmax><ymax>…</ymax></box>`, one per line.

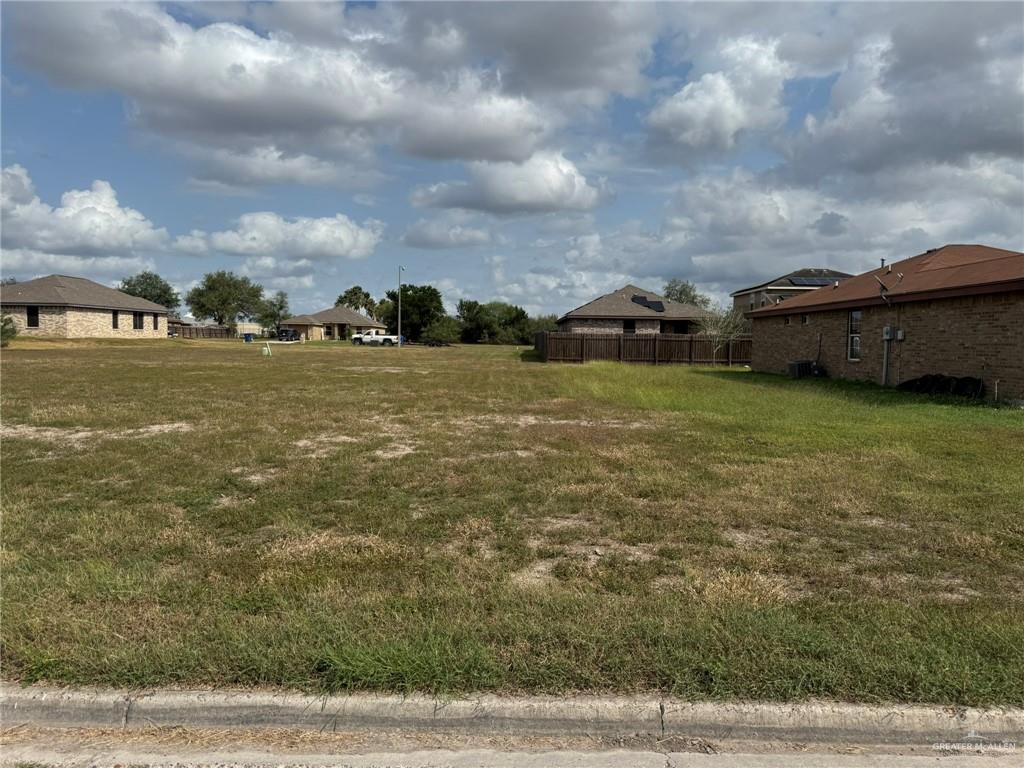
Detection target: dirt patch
<box><xmin>373</xmin><ymin>442</ymin><xmax>416</xmax><ymax>459</ymax></box>
<box><xmin>231</xmin><ymin>467</ymin><xmax>280</xmax><ymax>485</ymax></box>
<box><xmin>564</xmin><ymin>540</ymin><xmax>657</xmax><ymax>566</ymax></box>
<box><xmin>511</xmin><ymin>558</ymin><xmax>558</xmax><ymax>588</ymax></box>
<box><xmin>293</xmin><ymin>433</ymin><xmax>359</xmax><ymax>458</ymax></box>
<box><xmin>0</xmin><ymin>421</ymin><xmax>193</xmax><ymax>447</ymax></box>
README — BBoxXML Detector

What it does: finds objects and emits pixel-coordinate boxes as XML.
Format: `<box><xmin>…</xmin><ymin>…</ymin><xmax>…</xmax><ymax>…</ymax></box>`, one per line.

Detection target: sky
<box><xmin>2</xmin><ymin>1</ymin><xmax>1022</xmax><ymax>317</ymax></box>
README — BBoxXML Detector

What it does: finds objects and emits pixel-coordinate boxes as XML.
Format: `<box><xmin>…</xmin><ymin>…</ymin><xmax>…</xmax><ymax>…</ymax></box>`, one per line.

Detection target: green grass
<box><xmin>2</xmin><ymin>339</ymin><xmax>1023</xmax><ymax>704</ymax></box>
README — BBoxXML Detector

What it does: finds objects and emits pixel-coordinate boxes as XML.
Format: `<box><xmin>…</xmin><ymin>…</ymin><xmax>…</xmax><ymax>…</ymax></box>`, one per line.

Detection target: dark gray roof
<box><xmin>309</xmin><ymin>305</ymin><xmax>385</xmax><ymax>327</ymax></box>
<box><xmin>282</xmin><ymin>314</ymin><xmax>324</xmax><ymax>326</ymax></box>
<box><xmin>558</xmin><ymin>284</ymin><xmax>712</xmax><ymax>322</ymax></box>
<box><xmin>0</xmin><ymin>274</ymin><xmax>169</xmax><ymax>312</ymax></box>
<box><xmin>730</xmin><ymin>268</ymin><xmax>853</xmax><ymax>297</ymax></box>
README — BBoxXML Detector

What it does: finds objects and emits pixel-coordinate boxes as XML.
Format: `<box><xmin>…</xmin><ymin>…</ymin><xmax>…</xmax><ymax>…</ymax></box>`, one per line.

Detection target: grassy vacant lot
<box><xmin>2</xmin><ymin>339</ymin><xmax>1023</xmax><ymax>705</ymax></box>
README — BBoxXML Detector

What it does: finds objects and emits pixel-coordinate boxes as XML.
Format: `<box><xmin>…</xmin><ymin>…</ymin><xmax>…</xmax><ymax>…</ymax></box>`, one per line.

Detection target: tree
<box><xmin>335</xmin><ymin>285</ymin><xmax>377</xmax><ymax>319</ymax></box>
<box><xmin>0</xmin><ymin>315</ymin><xmax>17</xmax><ymax>347</ymax></box>
<box><xmin>382</xmin><ymin>284</ymin><xmax>445</xmax><ymax>342</ymax></box>
<box><xmin>185</xmin><ymin>271</ymin><xmax>264</xmax><ymax>326</ymax></box>
<box><xmin>119</xmin><ymin>271</ymin><xmax>180</xmax><ymax>311</ymax></box>
<box><xmin>663</xmin><ymin>279</ymin><xmax>713</xmax><ymax>310</ymax></box>
<box><xmin>256</xmin><ymin>291</ymin><xmax>290</xmax><ymax>335</ymax></box>
<box><xmin>421</xmin><ymin>316</ymin><xmax>461</xmax><ymax>345</ymax></box>
<box><xmin>456</xmin><ymin>299</ymin><xmax>499</xmax><ymax>343</ymax></box>
<box><xmin>697</xmin><ymin>305</ymin><xmax>751</xmax><ymax>356</ymax></box>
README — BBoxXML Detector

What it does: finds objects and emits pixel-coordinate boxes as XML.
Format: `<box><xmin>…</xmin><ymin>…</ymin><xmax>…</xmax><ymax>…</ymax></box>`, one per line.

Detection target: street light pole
<box><xmin>397</xmin><ymin>265</ymin><xmax>404</xmax><ymax>348</ymax></box>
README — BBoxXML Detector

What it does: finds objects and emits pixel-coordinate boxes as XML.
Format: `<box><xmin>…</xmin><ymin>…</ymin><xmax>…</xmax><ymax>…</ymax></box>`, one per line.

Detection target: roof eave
<box><xmin>749</xmin><ymin>278</ymin><xmax>1024</xmax><ymax>318</ymax></box>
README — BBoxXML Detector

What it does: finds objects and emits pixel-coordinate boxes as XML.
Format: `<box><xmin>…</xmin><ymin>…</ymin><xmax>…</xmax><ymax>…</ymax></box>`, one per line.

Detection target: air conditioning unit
<box><xmin>788</xmin><ymin>360</ymin><xmax>813</xmax><ymax>379</ymax></box>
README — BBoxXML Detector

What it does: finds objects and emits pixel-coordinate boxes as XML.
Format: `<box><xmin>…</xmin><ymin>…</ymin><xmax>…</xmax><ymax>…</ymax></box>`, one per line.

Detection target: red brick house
<box><xmin>748</xmin><ymin>244</ymin><xmax>1024</xmax><ymax>402</ymax></box>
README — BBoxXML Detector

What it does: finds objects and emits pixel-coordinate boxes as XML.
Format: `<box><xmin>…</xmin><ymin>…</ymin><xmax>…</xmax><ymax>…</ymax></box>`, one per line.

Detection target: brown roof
<box><xmin>749</xmin><ymin>244</ymin><xmax>1024</xmax><ymax>317</ymax></box>
<box><xmin>281</xmin><ymin>314</ymin><xmax>324</xmax><ymax>326</ymax></box>
<box><xmin>730</xmin><ymin>268</ymin><xmax>853</xmax><ymax>297</ymax></box>
<box><xmin>309</xmin><ymin>305</ymin><xmax>385</xmax><ymax>328</ymax></box>
<box><xmin>0</xmin><ymin>274</ymin><xmax>169</xmax><ymax>313</ymax></box>
<box><xmin>559</xmin><ymin>284</ymin><xmax>712</xmax><ymax>322</ymax></box>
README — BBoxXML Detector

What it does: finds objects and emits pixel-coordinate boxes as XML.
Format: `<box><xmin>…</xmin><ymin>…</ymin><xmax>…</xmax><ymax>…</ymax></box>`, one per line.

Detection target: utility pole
<box><xmin>397</xmin><ymin>265</ymin><xmax>404</xmax><ymax>348</ymax></box>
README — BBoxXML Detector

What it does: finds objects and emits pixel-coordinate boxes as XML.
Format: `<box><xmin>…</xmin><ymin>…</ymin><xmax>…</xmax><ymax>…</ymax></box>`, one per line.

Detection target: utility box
<box><xmin>896</xmin><ymin>329</ymin><xmax>906</xmax><ymax>341</ymax></box>
<box><xmin>882</xmin><ymin>325</ymin><xmax>894</xmax><ymax>340</ymax></box>
<box><xmin>788</xmin><ymin>360</ymin><xmax>813</xmax><ymax>379</ymax></box>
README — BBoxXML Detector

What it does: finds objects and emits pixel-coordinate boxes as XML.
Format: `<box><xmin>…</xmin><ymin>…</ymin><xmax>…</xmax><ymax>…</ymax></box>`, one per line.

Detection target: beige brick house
<box><xmin>748</xmin><ymin>245</ymin><xmax>1024</xmax><ymax>402</ymax></box>
<box><xmin>730</xmin><ymin>268</ymin><xmax>852</xmax><ymax>312</ymax></box>
<box><xmin>557</xmin><ymin>285</ymin><xmax>710</xmax><ymax>334</ymax></box>
<box><xmin>0</xmin><ymin>275</ymin><xmax>169</xmax><ymax>339</ymax></box>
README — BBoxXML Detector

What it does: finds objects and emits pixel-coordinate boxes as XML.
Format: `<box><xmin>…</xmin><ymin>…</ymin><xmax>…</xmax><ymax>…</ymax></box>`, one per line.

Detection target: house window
<box><xmin>784</xmin><ymin>316</ymin><xmax>792</xmax><ymax>326</ymax></box>
<box><xmin>27</xmin><ymin>306</ymin><xmax>40</xmax><ymax>328</ymax></box>
<box><xmin>152</xmin><ymin>313</ymin><xmax>159</xmax><ymax>330</ymax></box>
<box><xmin>848</xmin><ymin>310</ymin><xmax>863</xmax><ymax>361</ymax></box>
<box><xmin>112</xmin><ymin>310</ymin><xmax>119</xmax><ymax>329</ymax></box>
<box><xmin>801</xmin><ymin>314</ymin><xmax>810</xmax><ymax>325</ymax></box>
<box><xmin>623</xmin><ymin>319</ymin><xmax>636</xmax><ymax>334</ymax></box>
<box><xmin>132</xmin><ymin>311</ymin><xmax>144</xmax><ymax>330</ymax></box>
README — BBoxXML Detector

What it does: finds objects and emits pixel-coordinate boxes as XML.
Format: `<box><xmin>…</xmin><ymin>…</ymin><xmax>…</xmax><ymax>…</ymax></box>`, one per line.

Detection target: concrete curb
<box><xmin>2</xmin><ymin>684</ymin><xmax>1022</xmax><ymax>745</ymax></box>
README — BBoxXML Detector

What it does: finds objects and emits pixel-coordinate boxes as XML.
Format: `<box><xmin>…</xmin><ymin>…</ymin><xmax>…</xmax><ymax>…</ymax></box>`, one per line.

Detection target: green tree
<box><xmin>663</xmin><ymin>279</ymin><xmax>713</xmax><ymax>310</ymax></box>
<box><xmin>486</xmin><ymin>301</ymin><xmax>531</xmax><ymax>344</ymax></box>
<box><xmin>335</xmin><ymin>285</ymin><xmax>377</xmax><ymax>318</ymax></box>
<box><xmin>456</xmin><ymin>299</ymin><xmax>499</xmax><ymax>343</ymax></box>
<box><xmin>118</xmin><ymin>270</ymin><xmax>180</xmax><ymax>311</ymax></box>
<box><xmin>256</xmin><ymin>290</ymin><xmax>290</xmax><ymax>335</ymax></box>
<box><xmin>421</xmin><ymin>316</ymin><xmax>462</xmax><ymax>345</ymax></box>
<box><xmin>0</xmin><ymin>315</ymin><xmax>17</xmax><ymax>347</ymax></box>
<box><xmin>526</xmin><ymin>314</ymin><xmax>558</xmax><ymax>337</ymax></box>
<box><xmin>382</xmin><ymin>284</ymin><xmax>444</xmax><ymax>342</ymax></box>
<box><xmin>185</xmin><ymin>271</ymin><xmax>264</xmax><ymax>326</ymax></box>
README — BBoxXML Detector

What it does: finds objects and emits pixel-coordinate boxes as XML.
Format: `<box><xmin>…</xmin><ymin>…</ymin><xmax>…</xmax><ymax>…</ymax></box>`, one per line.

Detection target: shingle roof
<box><xmin>0</xmin><ymin>274</ymin><xmax>169</xmax><ymax>312</ymax></box>
<box><xmin>730</xmin><ymin>268</ymin><xmax>853</xmax><ymax>297</ymax></box>
<box><xmin>749</xmin><ymin>245</ymin><xmax>1024</xmax><ymax>317</ymax></box>
<box><xmin>309</xmin><ymin>305</ymin><xmax>385</xmax><ymax>327</ymax></box>
<box><xmin>281</xmin><ymin>315</ymin><xmax>324</xmax><ymax>326</ymax></box>
<box><xmin>559</xmin><ymin>284</ymin><xmax>712</xmax><ymax>322</ymax></box>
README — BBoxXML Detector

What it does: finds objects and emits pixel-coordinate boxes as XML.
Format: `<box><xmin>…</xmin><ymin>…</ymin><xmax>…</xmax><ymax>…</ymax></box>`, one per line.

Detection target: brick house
<box><xmin>308</xmin><ymin>305</ymin><xmax>384</xmax><ymax>340</ymax></box>
<box><xmin>730</xmin><ymin>268</ymin><xmax>852</xmax><ymax>312</ymax></box>
<box><xmin>279</xmin><ymin>315</ymin><xmax>326</xmax><ymax>341</ymax></box>
<box><xmin>0</xmin><ymin>274</ymin><xmax>169</xmax><ymax>339</ymax></box>
<box><xmin>748</xmin><ymin>244</ymin><xmax>1024</xmax><ymax>402</ymax></box>
<box><xmin>557</xmin><ymin>284</ymin><xmax>710</xmax><ymax>334</ymax></box>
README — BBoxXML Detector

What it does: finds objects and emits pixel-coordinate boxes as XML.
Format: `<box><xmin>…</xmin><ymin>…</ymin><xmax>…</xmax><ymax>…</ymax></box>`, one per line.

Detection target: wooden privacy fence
<box><xmin>170</xmin><ymin>324</ymin><xmax>233</xmax><ymax>339</ymax></box>
<box><xmin>535</xmin><ymin>332</ymin><xmax>752</xmax><ymax>366</ymax></box>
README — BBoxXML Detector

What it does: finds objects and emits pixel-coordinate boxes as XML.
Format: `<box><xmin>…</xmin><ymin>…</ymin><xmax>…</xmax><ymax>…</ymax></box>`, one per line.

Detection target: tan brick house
<box><xmin>0</xmin><ymin>274</ymin><xmax>169</xmax><ymax>339</ymax></box>
<box><xmin>730</xmin><ymin>267</ymin><xmax>852</xmax><ymax>312</ymax></box>
<box><xmin>309</xmin><ymin>305</ymin><xmax>384</xmax><ymax>340</ymax></box>
<box><xmin>748</xmin><ymin>245</ymin><xmax>1024</xmax><ymax>402</ymax></box>
<box><xmin>279</xmin><ymin>315</ymin><xmax>326</xmax><ymax>341</ymax></box>
<box><xmin>557</xmin><ymin>284</ymin><xmax>710</xmax><ymax>334</ymax></box>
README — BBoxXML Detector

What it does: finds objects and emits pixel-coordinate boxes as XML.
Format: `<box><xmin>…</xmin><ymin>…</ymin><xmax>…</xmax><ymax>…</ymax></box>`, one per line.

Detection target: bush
<box><xmin>1</xmin><ymin>315</ymin><xmax>17</xmax><ymax>347</ymax></box>
<box><xmin>421</xmin><ymin>316</ymin><xmax>462</xmax><ymax>345</ymax></box>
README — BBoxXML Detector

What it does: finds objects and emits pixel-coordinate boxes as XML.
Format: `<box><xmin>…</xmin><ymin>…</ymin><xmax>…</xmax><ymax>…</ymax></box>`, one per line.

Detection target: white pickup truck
<box><xmin>351</xmin><ymin>330</ymin><xmax>403</xmax><ymax>346</ymax></box>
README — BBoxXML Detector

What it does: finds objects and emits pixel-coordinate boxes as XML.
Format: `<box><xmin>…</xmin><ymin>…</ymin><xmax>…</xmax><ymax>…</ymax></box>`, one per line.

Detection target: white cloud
<box><xmin>402</xmin><ymin>218</ymin><xmax>491</xmax><ymax>249</ymax></box>
<box><xmin>202</xmin><ymin>211</ymin><xmax>383</xmax><ymax>260</ymax></box>
<box><xmin>1</xmin><ymin>164</ymin><xmax>168</xmax><ymax>258</ymax></box>
<box><xmin>412</xmin><ymin>152</ymin><xmax>604</xmax><ymax>214</ymax></box>
<box><xmin>647</xmin><ymin>37</ymin><xmax>792</xmax><ymax>154</ymax></box>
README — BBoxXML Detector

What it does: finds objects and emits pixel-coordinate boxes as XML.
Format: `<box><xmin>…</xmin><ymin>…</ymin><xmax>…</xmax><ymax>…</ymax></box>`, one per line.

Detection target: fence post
<box><xmin>728</xmin><ymin>341</ymin><xmax>733</xmax><ymax>367</ymax></box>
<box><xmin>689</xmin><ymin>335</ymin><xmax>694</xmax><ymax>364</ymax></box>
<box><xmin>619</xmin><ymin>334</ymin><xmax>623</xmax><ymax>361</ymax></box>
<box><xmin>654</xmin><ymin>334</ymin><xmax>659</xmax><ymax>365</ymax></box>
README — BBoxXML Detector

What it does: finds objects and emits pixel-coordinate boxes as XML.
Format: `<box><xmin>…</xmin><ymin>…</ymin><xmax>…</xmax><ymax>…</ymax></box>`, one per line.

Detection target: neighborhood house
<box><xmin>731</xmin><ymin>268</ymin><xmax>853</xmax><ymax>312</ymax></box>
<box><xmin>748</xmin><ymin>244</ymin><xmax>1024</xmax><ymax>402</ymax></box>
<box><xmin>557</xmin><ymin>285</ymin><xmax>710</xmax><ymax>334</ymax></box>
<box><xmin>280</xmin><ymin>305</ymin><xmax>384</xmax><ymax>341</ymax></box>
<box><xmin>0</xmin><ymin>274</ymin><xmax>169</xmax><ymax>339</ymax></box>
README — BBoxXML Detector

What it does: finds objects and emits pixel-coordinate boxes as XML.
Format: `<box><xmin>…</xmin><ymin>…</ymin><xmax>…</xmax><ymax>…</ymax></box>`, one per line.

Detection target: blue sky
<box><xmin>2</xmin><ymin>2</ymin><xmax>1022</xmax><ymax>317</ymax></box>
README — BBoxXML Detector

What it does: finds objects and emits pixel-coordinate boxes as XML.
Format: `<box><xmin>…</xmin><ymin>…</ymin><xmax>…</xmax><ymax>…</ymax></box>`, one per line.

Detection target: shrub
<box><xmin>0</xmin><ymin>315</ymin><xmax>17</xmax><ymax>347</ymax></box>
